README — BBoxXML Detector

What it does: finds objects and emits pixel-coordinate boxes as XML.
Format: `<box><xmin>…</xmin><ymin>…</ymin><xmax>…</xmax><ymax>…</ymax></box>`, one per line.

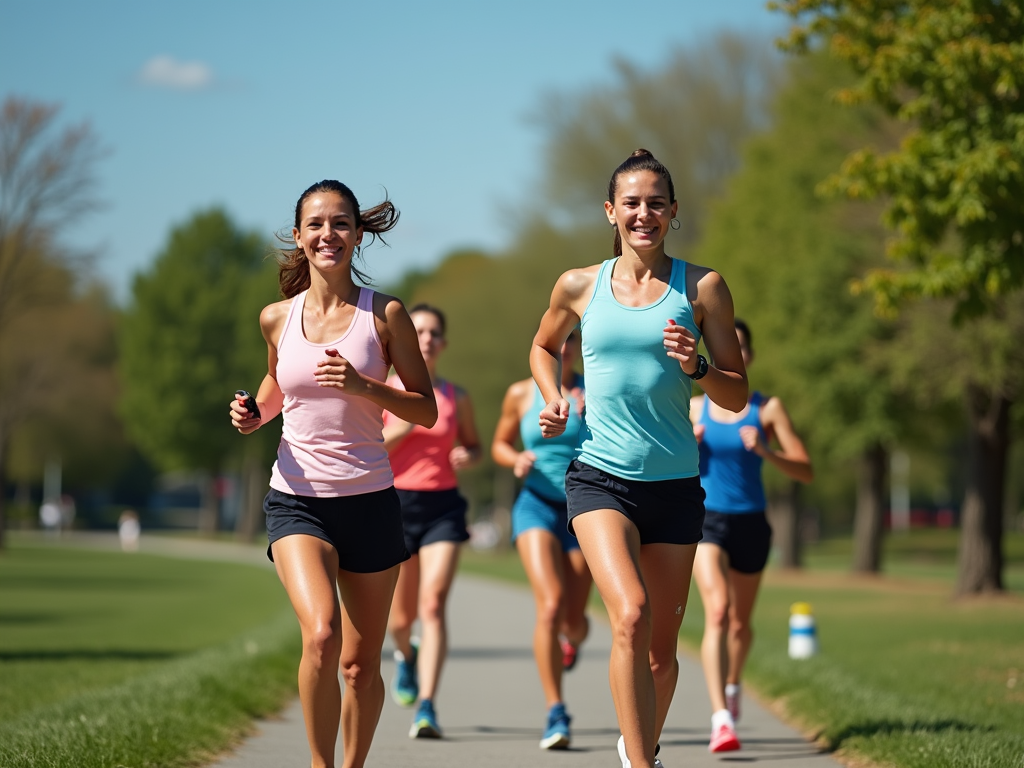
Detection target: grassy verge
<box><xmin>459</xmin><ymin>531</ymin><xmax>1024</xmax><ymax>768</ymax></box>
<box><xmin>0</xmin><ymin>540</ymin><xmax>299</xmax><ymax>768</ymax></box>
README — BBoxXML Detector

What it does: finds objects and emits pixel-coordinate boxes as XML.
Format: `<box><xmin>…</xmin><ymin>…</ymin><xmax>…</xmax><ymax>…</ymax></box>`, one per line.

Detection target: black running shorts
<box><xmin>700</xmin><ymin>510</ymin><xmax>772</xmax><ymax>574</ymax></box>
<box><xmin>264</xmin><ymin>486</ymin><xmax>410</xmax><ymax>573</ymax></box>
<box><xmin>397</xmin><ymin>488</ymin><xmax>470</xmax><ymax>555</ymax></box>
<box><xmin>564</xmin><ymin>459</ymin><xmax>705</xmax><ymax>545</ymax></box>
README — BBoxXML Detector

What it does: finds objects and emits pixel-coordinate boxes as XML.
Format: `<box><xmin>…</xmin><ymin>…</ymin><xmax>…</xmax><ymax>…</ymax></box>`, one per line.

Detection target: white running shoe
<box><xmin>616</xmin><ymin>735</ymin><xmax>664</xmax><ymax>768</ymax></box>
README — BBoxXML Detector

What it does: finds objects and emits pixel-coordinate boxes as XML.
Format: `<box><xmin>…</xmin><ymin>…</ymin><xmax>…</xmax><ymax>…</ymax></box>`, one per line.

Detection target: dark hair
<box><xmin>607</xmin><ymin>148</ymin><xmax>676</xmax><ymax>256</ymax></box>
<box><xmin>277</xmin><ymin>179</ymin><xmax>400</xmax><ymax>298</ymax></box>
<box><xmin>734</xmin><ymin>318</ymin><xmax>752</xmax><ymax>350</ymax></box>
<box><xmin>409</xmin><ymin>303</ymin><xmax>446</xmax><ymax>336</ymax></box>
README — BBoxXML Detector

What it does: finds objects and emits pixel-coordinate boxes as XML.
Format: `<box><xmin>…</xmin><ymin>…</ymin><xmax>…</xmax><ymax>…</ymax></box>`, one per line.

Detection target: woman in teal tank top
<box><xmin>492</xmin><ymin>327</ymin><xmax>592</xmax><ymax>750</ymax></box>
<box><xmin>530</xmin><ymin>149</ymin><xmax>749</xmax><ymax>768</ymax></box>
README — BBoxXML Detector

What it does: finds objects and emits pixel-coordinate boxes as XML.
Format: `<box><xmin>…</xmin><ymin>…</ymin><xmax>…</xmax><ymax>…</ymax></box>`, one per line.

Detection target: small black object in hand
<box><xmin>235</xmin><ymin>390</ymin><xmax>261</xmax><ymax>420</ymax></box>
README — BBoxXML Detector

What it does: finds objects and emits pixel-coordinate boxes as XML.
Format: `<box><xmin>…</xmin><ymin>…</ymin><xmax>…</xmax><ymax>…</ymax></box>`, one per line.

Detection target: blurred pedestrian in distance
<box><xmin>229</xmin><ymin>179</ymin><xmax>436</xmax><ymax>768</ymax></box>
<box><xmin>531</xmin><ymin>149</ymin><xmax>748</xmax><ymax>768</ymax></box>
<box><xmin>691</xmin><ymin>318</ymin><xmax>813</xmax><ymax>753</ymax></box>
<box><xmin>117</xmin><ymin>510</ymin><xmax>141</xmax><ymax>552</ymax></box>
<box><xmin>492</xmin><ymin>325</ymin><xmax>591</xmax><ymax>750</ymax></box>
<box><xmin>382</xmin><ymin>303</ymin><xmax>482</xmax><ymax>740</ymax></box>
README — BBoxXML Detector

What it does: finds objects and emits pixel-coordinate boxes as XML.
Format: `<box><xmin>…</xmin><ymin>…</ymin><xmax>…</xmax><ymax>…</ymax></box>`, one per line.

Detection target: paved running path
<box><xmin>209</xmin><ymin>569</ymin><xmax>840</xmax><ymax>768</ymax></box>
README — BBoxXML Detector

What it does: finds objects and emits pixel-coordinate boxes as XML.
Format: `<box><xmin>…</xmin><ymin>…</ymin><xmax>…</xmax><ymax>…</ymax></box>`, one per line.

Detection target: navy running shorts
<box><xmin>700</xmin><ymin>510</ymin><xmax>772</xmax><ymax>574</ymax></box>
<box><xmin>511</xmin><ymin>485</ymin><xmax>580</xmax><ymax>552</ymax></box>
<box><xmin>397</xmin><ymin>488</ymin><xmax>470</xmax><ymax>555</ymax></box>
<box><xmin>564</xmin><ymin>459</ymin><xmax>705</xmax><ymax>546</ymax></box>
<box><xmin>264</xmin><ymin>486</ymin><xmax>410</xmax><ymax>573</ymax></box>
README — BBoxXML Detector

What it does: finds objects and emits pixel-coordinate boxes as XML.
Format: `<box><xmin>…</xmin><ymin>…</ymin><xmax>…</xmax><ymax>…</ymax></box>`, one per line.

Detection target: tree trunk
<box><xmin>198</xmin><ymin>472</ymin><xmax>219</xmax><ymax>537</ymax></box>
<box><xmin>852</xmin><ymin>442</ymin><xmax>888</xmax><ymax>573</ymax></box>
<box><xmin>955</xmin><ymin>386</ymin><xmax>1010</xmax><ymax>595</ymax></box>
<box><xmin>235</xmin><ymin>457</ymin><xmax>267</xmax><ymax>543</ymax></box>
<box><xmin>768</xmin><ymin>480</ymin><xmax>802</xmax><ymax>569</ymax></box>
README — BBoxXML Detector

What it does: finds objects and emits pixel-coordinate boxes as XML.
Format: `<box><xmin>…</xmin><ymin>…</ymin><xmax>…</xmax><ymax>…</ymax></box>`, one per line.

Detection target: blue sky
<box><xmin>1</xmin><ymin>1</ymin><xmax>783</xmax><ymax>302</ymax></box>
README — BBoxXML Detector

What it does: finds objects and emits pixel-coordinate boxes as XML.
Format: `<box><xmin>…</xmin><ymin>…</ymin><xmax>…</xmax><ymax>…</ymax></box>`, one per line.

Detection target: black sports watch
<box><xmin>685</xmin><ymin>354</ymin><xmax>709</xmax><ymax>381</ymax></box>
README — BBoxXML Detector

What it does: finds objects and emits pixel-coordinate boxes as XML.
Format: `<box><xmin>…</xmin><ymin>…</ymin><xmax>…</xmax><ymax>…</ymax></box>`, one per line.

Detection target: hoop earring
<box><xmin>671</xmin><ymin>219</ymin><xmax>681</xmax><ymax>231</ymax></box>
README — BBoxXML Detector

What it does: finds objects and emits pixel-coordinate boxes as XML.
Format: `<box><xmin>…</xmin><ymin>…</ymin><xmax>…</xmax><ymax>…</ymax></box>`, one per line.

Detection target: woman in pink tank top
<box><xmin>380</xmin><ymin>304</ymin><xmax>481</xmax><ymax>739</ymax></box>
<box><xmin>229</xmin><ymin>180</ymin><xmax>437</xmax><ymax>768</ymax></box>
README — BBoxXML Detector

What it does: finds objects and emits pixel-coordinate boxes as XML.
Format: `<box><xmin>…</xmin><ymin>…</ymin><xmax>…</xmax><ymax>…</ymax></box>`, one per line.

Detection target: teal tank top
<box><xmin>577</xmin><ymin>257</ymin><xmax>701</xmax><ymax>480</ymax></box>
<box><xmin>520</xmin><ymin>376</ymin><xmax>584</xmax><ymax>501</ymax></box>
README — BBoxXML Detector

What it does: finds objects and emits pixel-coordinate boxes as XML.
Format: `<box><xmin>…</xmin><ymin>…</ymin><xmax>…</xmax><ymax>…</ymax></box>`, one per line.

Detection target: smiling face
<box><xmin>411</xmin><ymin>309</ymin><xmax>446</xmax><ymax>365</ymax></box>
<box><xmin>292</xmin><ymin>191</ymin><xmax>364</xmax><ymax>273</ymax></box>
<box><xmin>604</xmin><ymin>170</ymin><xmax>678</xmax><ymax>255</ymax></box>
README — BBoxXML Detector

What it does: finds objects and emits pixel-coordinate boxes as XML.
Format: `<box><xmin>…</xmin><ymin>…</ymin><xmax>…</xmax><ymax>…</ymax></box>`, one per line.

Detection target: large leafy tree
<box><xmin>693</xmin><ymin>53</ymin><xmax>921</xmax><ymax>571</ymax></box>
<box><xmin>119</xmin><ymin>210</ymin><xmax>277</xmax><ymax>534</ymax></box>
<box><xmin>772</xmin><ymin>0</ymin><xmax>1024</xmax><ymax>593</ymax></box>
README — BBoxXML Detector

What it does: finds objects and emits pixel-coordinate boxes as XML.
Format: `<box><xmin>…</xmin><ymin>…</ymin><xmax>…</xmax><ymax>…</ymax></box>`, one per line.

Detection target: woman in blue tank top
<box><xmin>691</xmin><ymin>319</ymin><xmax>813</xmax><ymax>754</ymax></box>
<box><xmin>530</xmin><ymin>149</ymin><xmax>749</xmax><ymax>768</ymax></box>
<box><xmin>492</xmin><ymin>327</ymin><xmax>592</xmax><ymax>751</ymax></box>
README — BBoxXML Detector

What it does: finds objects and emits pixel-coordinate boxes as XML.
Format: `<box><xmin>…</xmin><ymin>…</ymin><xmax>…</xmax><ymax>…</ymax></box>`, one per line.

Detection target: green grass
<box><xmin>0</xmin><ymin>540</ymin><xmax>299</xmax><ymax>768</ymax></box>
<box><xmin>460</xmin><ymin>531</ymin><xmax>1024</xmax><ymax>768</ymax></box>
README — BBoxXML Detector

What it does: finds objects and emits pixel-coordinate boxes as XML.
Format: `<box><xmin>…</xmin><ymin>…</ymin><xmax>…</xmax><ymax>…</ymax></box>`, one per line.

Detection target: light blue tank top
<box><xmin>520</xmin><ymin>377</ymin><xmax>584</xmax><ymax>502</ymax></box>
<box><xmin>698</xmin><ymin>393</ymin><xmax>768</xmax><ymax>513</ymax></box>
<box><xmin>577</xmin><ymin>257</ymin><xmax>701</xmax><ymax>480</ymax></box>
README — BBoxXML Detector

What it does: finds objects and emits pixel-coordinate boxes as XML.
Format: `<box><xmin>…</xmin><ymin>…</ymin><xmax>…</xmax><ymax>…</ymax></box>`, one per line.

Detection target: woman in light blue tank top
<box><xmin>530</xmin><ymin>149</ymin><xmax>750</xmax><ymax>768</ymax></box>
<box><xmin>492</xmin><ymin>327</ymin><xmax>592</xmax><ymax>750</ymax></box>
<box><xmin>691</xmin><ymin>320</ymin><xmax>813</xmax><ymax>753</ymax></box>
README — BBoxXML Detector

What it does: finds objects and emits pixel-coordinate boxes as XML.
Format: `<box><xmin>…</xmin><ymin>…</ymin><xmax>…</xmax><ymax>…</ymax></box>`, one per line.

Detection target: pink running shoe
<box><xmin>559</xmin><ymin>637</ymin><xmax>579</xmax><ymax>671</ymax></box>
<box><xmin>709</xmin><ymin>722</ymin><xmax>741</xmax><ymax>753</ymax></box>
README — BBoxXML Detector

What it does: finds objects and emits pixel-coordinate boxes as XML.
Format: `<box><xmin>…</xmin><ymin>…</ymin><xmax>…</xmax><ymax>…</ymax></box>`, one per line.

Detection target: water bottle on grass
<box><xmin>788</xmin><ymin>602</ymin><xmax>818</xmax><ymax>659</ymax></box>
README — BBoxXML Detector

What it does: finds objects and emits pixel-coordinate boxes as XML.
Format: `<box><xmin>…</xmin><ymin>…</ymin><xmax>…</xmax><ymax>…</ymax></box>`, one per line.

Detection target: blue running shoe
<box><xmin>390</xmin><ymin>642</ymin><xmax>418</xmax><ymax>708</ymax></box>
<box><xmin>409</xmin><ymin>698</ymin><xmax>442</xmax><ymax>739</ymax></box>
<box><xmin>539</xmin><ymin>702</ymin><xmax>571</xmax><ymax>749</ymax></box>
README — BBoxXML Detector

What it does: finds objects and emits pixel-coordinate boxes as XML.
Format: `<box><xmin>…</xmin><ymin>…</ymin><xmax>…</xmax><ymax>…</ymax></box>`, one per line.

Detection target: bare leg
<box><xmin>561</xmin><ymin>547</ymin><xmax>592</xmax><ymax>647</ymax></box>
<box><xmin>517</xmin><ymin>528</ymin><xmax>567</xmax><ymax>706</ymax></box>
<box><xmin>573</xmin><ymin>509</ymin><xmax>655</xmax><ymax>768</ymax></box>
<box><xmin>693</xmin><ymin>543</ymin><xmax>731</xmax><ymax>714</ymax></box>
<box><xmin>271</xmin><ymin>535</ymin><xmax>344</xmax><ymax>768</ymax></box>
<box><xmin>725</xmin><ymin>569</ymin><xmax>763</xmax><ymax>685</ymax></box>
<box><xmin>415</xmin><ymin>540</ymin><xmax>460</xmax><ymax>701</ymax></box>
<box><xmin>388</xmin><ymin>555</ymin><xmax>420</xmax><ymax>659</ymax></box>
<box><xmin>337</xmin><ymin>566</ymin><xmax>401</xmax><ymax>768</ymax></box>
<box><xmin>641</xmin><ymin>542</ymin><xmax>697</xmax><ymax>743</ymax></box>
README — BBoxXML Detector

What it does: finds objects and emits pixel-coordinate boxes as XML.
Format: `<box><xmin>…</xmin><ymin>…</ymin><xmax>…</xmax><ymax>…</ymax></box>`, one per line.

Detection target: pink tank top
<box><xmin>269</xmin><ymin>288</ymin><xmax>394</xmax><ymax>497</ymax></box>
<box><xmin>383</xmin><ymin>377</ymin><xmax>459</xmax><ymax>491</ymax></box>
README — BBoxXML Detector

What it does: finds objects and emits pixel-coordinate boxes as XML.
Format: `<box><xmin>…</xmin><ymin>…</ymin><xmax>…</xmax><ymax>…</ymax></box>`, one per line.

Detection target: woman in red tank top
<box><xmin>229</xmin><ymin>180</ymin><xmax>437</xmax><ymax>768</ymax></box>
<box><xmin>382</xmin><ymin>304</ymin><xmax>482</xmax><ymax>739</ymax></box>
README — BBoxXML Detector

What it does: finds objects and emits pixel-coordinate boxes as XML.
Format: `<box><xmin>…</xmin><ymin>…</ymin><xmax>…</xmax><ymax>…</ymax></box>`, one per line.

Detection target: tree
<box><xmin>692</xmin><ymin>53</ymin><xmax>919</xmax><ymax>571</ymax></box>
<box><xmin>119</xmin><ymin>209</ymin><xmax>277</xmax><ymax>535</ymax></box>
<box><xmin>0</xmin><ymin>98</ymin><xmax>104</xmax><ymax>548</ymax></box>
<box><xmin>772</xmin><ymin>0</ymin><xmax>1024</xmax><ymax>593</ymax></box>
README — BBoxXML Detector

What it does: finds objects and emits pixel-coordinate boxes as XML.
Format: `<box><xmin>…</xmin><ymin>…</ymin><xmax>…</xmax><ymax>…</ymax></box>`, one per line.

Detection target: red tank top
<box><xmin>383</xmin><ymin>377</ymin><xmax>459</xmax><ymax>491</ymax></box>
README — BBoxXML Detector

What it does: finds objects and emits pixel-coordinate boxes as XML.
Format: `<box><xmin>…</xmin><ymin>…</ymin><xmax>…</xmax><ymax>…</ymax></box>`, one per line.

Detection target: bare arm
<box><xmin>529</xmin><ymin>267</ymin><xmax>597</xmax><ymax>438</ymax></box>
<box><xmin>492</xmin><ymin>380</ymin><xmax>537</xmax><ymax>479</ymax></box>
<box><xmin>690</xmin><ymin>268</ymin><xmax>748</xmax><ymax>412</ymax></box>
<box><xmin>747</xmin><ymin>396</ymin><xmax>813</xmax><ymax>484</ymax></box>
<box><xmin>449</xmin><ymin>385</ymin><xmax>482</xmax><ymax>470</ymax></box>
<box><xmin>230</xmin><ymin>301</ymin><xmax>289</xmax><ymax>434</ymax></box>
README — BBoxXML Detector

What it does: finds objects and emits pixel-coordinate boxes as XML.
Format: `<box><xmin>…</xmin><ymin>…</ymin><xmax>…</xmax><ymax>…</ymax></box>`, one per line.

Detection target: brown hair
<box><xmin>606</xmin><ymin>148</ymin><xmax>676</xmax><ymax>256</ymax></box>
<box><xmin>277</xmin><ymin>180</ymin><xmax>400</xmax><ymax>298</ymax></box>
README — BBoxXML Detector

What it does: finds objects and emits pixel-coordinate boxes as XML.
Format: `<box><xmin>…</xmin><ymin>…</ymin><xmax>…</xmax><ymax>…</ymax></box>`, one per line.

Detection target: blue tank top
<box><xmin>520</xmin><ymin>377</ymin><xmax>585</xmax><ymax>502</ymax></box>
<box><xmin>698</xmin><ymin>393</ymin><xmax>768</xmax><ymax>513</ymax></box>
<box><xmin>577</xmin><ymin>257</ymin><xmax>701</xmax><ymax>480</ymax></box>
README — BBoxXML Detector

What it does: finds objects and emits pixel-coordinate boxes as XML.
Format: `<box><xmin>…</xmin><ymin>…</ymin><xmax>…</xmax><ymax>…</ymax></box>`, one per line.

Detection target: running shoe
<box><xmin>539</xmin><ymin>702</ymin><xmax>571</xmax><ymax>749</ymax></box>
<box><xmin>390</xmin><ymin>642</ymin><xmax>418</xmax><ymax>708</ymax></box>
<box><xmin>725</xmin><ymin>688</ymin><xmax>741</xmax><ymax>723</ymax></box>
<box><xmin>559</xmin><ymin>636</ymin><xmax>580</xmax><ymax>671</ymax></box>
<box><xmin>409</xmin><ymin>698</ymin><xmax>442</xmax><ymax>739</ymax></box>
<box><xmin>616</xmin><ymin>735</ymin><xmax>664</xmax><ymax>768</ymax></box>
<box><xmin>708</xmin><ymin>722</ymin><xmax>741</xmax><ymax>753</ymax></box>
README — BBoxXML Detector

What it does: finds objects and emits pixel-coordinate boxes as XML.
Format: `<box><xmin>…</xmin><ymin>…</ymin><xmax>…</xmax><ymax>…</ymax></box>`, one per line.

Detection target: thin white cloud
<box><xmin>138</xmin><ymin>55</ymin><xmax>214</xmax><ymax>90</ymax></box>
